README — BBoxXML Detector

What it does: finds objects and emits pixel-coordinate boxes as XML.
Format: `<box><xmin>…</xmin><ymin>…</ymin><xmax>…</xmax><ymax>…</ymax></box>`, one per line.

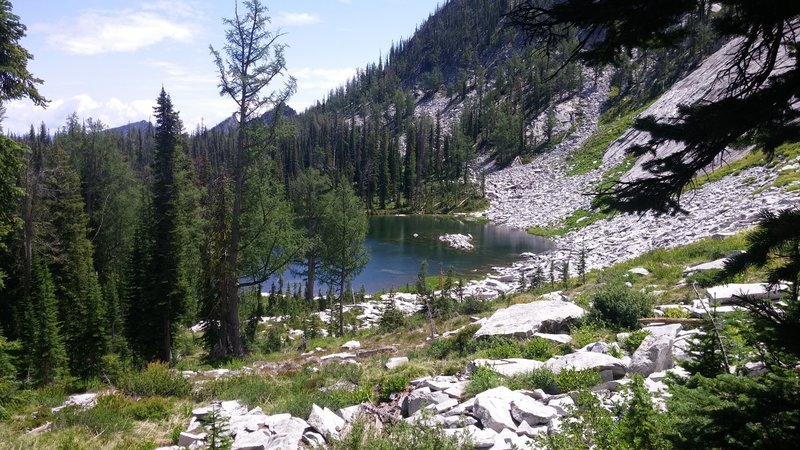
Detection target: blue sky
<box><xmin>4</xmin><ymin>0</ymin><xmax>442</xmax><ymax>134</ymax></box>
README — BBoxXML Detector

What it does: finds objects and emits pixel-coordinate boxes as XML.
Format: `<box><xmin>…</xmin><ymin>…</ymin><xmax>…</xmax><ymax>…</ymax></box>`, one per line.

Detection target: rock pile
<box><xmin>439</xmin><ymin>233</ymin><xmax>474</xmax><ymax>250</ymax></box>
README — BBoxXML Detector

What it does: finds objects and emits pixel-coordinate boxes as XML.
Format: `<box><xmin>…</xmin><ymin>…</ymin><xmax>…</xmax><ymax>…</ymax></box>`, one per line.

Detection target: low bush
<box><xmin>117</xmin><ymin>362</ymin><xmax>191</xmax><ymax>398</ymax></box>
<box><xmin>128</xmin><ymin>396</ymin><xmax>173</xmax><ymax>421</ymax></box>
<box><xmin>588</xmin><ymin>282</ymin><xmax>653</xmax><ymax>329</ymax></box>
<box><xmin>570</xmin><ymin>323</ymin><xmax>612</xmax><ymax>349</ymax></box>
<box><xmin>622</xmin><ymin>330</ymin><xmax>651</xmax><ymax>354</ymax></box>
<box><xmin>466</xmin><ymin>366</ymin><xmax>502</xmax><ymax>397</ymax></box>
<box><xmin>478</xmin><ymin>337</ymin><xmax>522</xmax><ymax>359</ymax></box>
<box><xmin>380</xmin><ymin>372</ymin><xmax>410</xmax><ymax>400</ymax></box>
<box><xmin>554</xmin><ymin>369</ymin><xmax>603</xmax><ymax>393</ymax></box>
<box><xmin>661</xmin><ymin>307</ymin><xmax>691</xmax><ymax>319</ymax></box>
<box><xmin>686</xmin><ymin>268</ymin><xmax>724</xmax><ymax>288</ymax></box>
<box><xmin>458</xmin><ymin>296</ymin><xmax>490</xmax><ymax>315</ymax></box>
<box><xmin>521</xmin><ymin>337</ymin><xmax>558</xmax><ymax>360</ymax></box>
<box><xmin>508</xmin><ymin>367</ymin><xmax>557</xmax><ymax>393</ymax></box>
<box><xmin>329</xmin><ymin>417</ymin><xmax>471</xmax><ymax>450</ymax></box>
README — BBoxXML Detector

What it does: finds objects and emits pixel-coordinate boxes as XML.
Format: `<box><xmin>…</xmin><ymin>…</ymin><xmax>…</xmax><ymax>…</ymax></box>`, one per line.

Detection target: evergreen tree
<box><xmin>29</xmin><ymin>254</ymin><xmax>66</xmax><ymax>384</ymax></box>
<box><xmin>44</xmin><ymin>146</ymin><xmax>107</xmax><ymax>378</ymax></box>
<box><xmin>127</xmin><ymin>88</ymin><xmax>197</xmax><ymax>363</ymax></box>
<box><xmin>209</xmin><ymin>0</ymin><xmax>297</xmax><ymax>357</ymax></box>
<box><xmin>318</xmin><ymin>179</ymin><xmax>369</xmax><ymax>336</ymax></box>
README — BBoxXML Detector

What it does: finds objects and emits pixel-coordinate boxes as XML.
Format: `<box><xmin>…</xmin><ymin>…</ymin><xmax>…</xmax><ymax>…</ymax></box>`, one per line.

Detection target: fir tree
<box><xmin>44</xmin><ymin>146</ymin><xmax>107</xmax><ymax>378</ymax></box>
<box><xmin>29</xmin><ymin>255</ymin><xmax>66</xmax><ymax>384</ymax></box>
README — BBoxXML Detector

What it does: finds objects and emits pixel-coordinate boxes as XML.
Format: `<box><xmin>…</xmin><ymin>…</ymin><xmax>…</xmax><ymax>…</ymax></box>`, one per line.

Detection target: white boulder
<box><xmin>475</xmin><ymin>300</ymin><xmax>585</xmax><ymax>338</ymax></box>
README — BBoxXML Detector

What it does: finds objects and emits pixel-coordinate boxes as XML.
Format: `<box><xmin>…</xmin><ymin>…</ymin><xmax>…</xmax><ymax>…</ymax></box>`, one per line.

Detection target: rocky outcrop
<box><xmin>474</xmin><ymin>300</ymin><xmax>585</xmax><ymax>338</ymax></box>
<box><xmin>439</xmin><ymin>233</ymin><xmax>474</xmax><ymax>250</ymax></box>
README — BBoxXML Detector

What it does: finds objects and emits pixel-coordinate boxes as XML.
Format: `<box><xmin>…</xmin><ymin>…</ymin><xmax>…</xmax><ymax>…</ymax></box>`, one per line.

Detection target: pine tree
<box><xmin>44</xmin><ymin>146</ymin><xmax>107</xmax><ymax>378</ymax></box>
<box><xmin>29</xmin><ymin>255</ymin><xmax>66</xmax><ymax>384</ymax></box>
<box><xmin>318</xmin><ymin>179</ymin><xmax>369</xmax><ymax>336</ymax></box>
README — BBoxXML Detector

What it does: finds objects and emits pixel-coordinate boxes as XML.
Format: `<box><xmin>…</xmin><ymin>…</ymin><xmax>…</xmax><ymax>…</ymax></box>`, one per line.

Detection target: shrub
<box><xmin>458</xmin><ymin>296</ymin><xmax>490</xmax><ymax>315</ymax></box>
<box><xmin>570</xmin><ymin>323</ymin><xmax>610</xmax><ymax>349</ymax></box>
<box><xmin>661</xmin><ymin>307</ymin><xmax>691</xmax><ymax>319</ymax></box>
<box><xmin>554</xmin><ymin>369</ymin><xmax>603</xmax><ymax>393</ymax></box>
<box><xmin>118</xmin><ymin>362</ymin><xmax>190</xmax><ymax>398</ymax></box>
<box><xmin>329</xmin><ymin>417</ymin><xmax>471</xmax><ymax>450</ymax></box>
<box><xmin>128</xmin><ymin>396</ymin><xmax>173</xmax><ymax>421</ymax></box>
<box><xmin>686</xmin><ymin>268</ymin><xmax>723</xmax><ymax>288</ymax></box>
<box><xmin>588</xmin><ymin>282</ymin><xmax>653</xmax><ymax>329</ymax></box>
<box><xmin>425</xmin><ymin>324</ymin><xmax>480</xmax><ymax>359</ymax></box>
<box><xmin>508</xmin><ymin>367</ymin><xmax>557</xmax><ymax>393</ymax></box>
<box><xmin>477</xmin><ymin>336</ymin><xmax>521</xmax><ymax>359</ymax></box>
<box><xmin>622</xmin><ymin>330</ymin><xmax>651</xmax><ymax>354</ymax></box>
<box><xmin>380</xmin><ymin>372</ymin><xmax>410</xmax><ymax>400</ymax></box>
<box><xmin>451</xmin><ymin>324</ymin><xmax>480</xmax><ymax>356</ymax></box>
<box><xmin>466</xmin><ymin>366</ymin><xmax>502</xmax><ymax>397</ymax></box>
<box><xmin>380</xmin><ymin>301</ymin><xmax>408</xmax><ymax>331</ymax></box>
<box><xmin>521</xmin><ymin>337</ymin><xmax>557</xmax><ymax>360</ymax></box>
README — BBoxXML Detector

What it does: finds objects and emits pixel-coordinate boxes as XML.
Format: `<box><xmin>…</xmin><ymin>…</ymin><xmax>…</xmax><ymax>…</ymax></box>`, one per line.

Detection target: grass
<box><xmin>565</xmin><ymin>103</ymin><xmax>650</xmax><ymax>176</ymax></box>
<box><xmin>690</xmin><ymin>142</ymin><xmax>800</xmax><ymax>193</ymax></box>
<box><xmin>527</xmin><ymin>208</ymin><xmax>613</xmax><ymax>237</ymax></box>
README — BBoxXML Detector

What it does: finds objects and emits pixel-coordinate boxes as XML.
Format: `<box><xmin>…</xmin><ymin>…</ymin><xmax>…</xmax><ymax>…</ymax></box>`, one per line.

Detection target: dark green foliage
<box><xmin>379</xmin><ymin>299</ymin><xmax>407</xmax><ymax>331</ymax></box>
<box><xmin>0</xmin><ymin>136</ymin><xmax>25</xmax><ymax>289</ymax></box>
<box><xmin>508</xmin><ymin>367</ymin><xmax>557</xmax><ymax>393</ymax></box>
<box><xmin>719</xmin><ymin>208</ymin><xmax>800</xmax><ymax>361</ymax></box>
<box><xmin>621</xmin><ymin>330</ymin><xmax>650</xmax><ymax>354</ymax></box>
<box><xmin>204</xmin><ymin>405</ymin><xmax>232</xmax><ymax>450</ymax></box>
<box><xmin>0</xmin><ymin>0</ymin><xmax>47</xmax><ymax>106</ymax></box>
<box><xmin>318</xmin><ymin>180</ymin><xmax>369</xmax><ymax>336</ymax></box>
<box><xmin>380</xmin><ymin>372</ymin><xmax>410</xmax><ymax>400</ymax></box>
<box><xmin>666</xmin><ymin>372</ymin><xmax>800</xmax><ymax>449</ymax></box>
<box><xmin>457</xmin><ymin>295</ymin><xmax>490</xmax><ymax>315</ymax></box>
<box><xmin>521</xmin><ymin>337</ymin><xmax>558</xmax><ymax>360</ymax></box>
<box><xmin>553</xmin><ymin>368</ymin><xmax>603</xmax><ymax>394</ymax></box>
<box><xmin>116</xmin><ymin>362</ymin><xmax>191</xmax><ymax>398</ymax></box>
<box><xmin>328</xmin><ymin>417</ymin><xmax>470</xmax><ymax>450</ymax></box>
<box><xmin>479</xmin><ymin>336</ymin><xmax>522</xmax><ymax>359</ymax></box>
<box><xmin>45</xmin><ymin>147</ymin><xmax>108</xmax><ymax>378</ymax></box>
<box><xmin>127</xmin><ymin>88</ymin><xmax>198</xmax><ymax>364</ymax></box>
<box><xmin>617</xmin><ymin>375</ymin><xmax>670</xmax><ymax>450</ymax></box>
<box><xmin>587</xmin><ymin>282</ymin><xmax>653</xmax><ymax>329</ymax></box>
<box><xmin>28</xmin><ymin>255</ymin><xmax>66</xmax><ymax>384</ymax></box>
<box><xmin>685</xmin><ymin>268</ymin><xmax>723</xmax><ymax>287</ymax></box>
<box><xmin>466</xmin><ymin>366</ymin><xmax>502</xmax><ymax>397</ymax></box>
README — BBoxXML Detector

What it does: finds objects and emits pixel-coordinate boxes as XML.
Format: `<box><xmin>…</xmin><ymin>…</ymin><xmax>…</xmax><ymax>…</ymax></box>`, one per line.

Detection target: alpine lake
<box><xmin>265</xmin><ymin>215</ymin><xmax>553</xmax><ymax>295</ymax></box>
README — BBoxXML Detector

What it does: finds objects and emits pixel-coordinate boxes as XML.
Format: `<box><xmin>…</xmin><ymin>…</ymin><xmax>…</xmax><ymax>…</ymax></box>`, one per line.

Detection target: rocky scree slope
<box><xmin>478</xmin><ymin>39</ymin><xmax>800</xmax><ymax>277</ymax></box>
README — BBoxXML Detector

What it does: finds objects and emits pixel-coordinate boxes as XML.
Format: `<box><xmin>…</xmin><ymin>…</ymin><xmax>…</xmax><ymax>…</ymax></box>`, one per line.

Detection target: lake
<box><xmin>266</xmin><ymin>215</ymin><xmax>553</xmax><ymax>294</ymax></box>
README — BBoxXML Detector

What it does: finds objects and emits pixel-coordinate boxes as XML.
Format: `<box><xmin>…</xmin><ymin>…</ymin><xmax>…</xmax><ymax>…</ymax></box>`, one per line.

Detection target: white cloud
<box><xmin>289</xmin><ymin>67</ymin><xmax>356</xmax><ymax>111</ymax></box>
<box><xmin>41</xmin><ymin>8</ymin><xmax>197</xmax><ymax>55</ymax></box>
<box><xmin>3</xmin><ymin>95</ymin><xmax>155</xmax><ymax>135</ymax></box>
<box><xmin>273</xmin><ymin>12</ymin><xmax>322</xmax><ymax>27</ymax></box>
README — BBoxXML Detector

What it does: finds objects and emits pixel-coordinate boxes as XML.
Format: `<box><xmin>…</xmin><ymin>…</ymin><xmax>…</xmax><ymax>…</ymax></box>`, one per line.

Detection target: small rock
<box><xmin>510</xmin><ymin>396</ymin><xmax>558</xmax><ymax>426</ymax></box>
<box><xmin>385</xmin><ymin>357</ymin><xmax>409</xmax><ymax>370</ymax></box>
<box><xmin>341</xmin><ymin>340</ymin><xmax>361</xmax><ymax>350</ymax></box>
<box><xmin>178</xmin><ymin>432</ymin><xmax>207</xmax><ymax>448</ymax></box>
<box><xmin>628</xmin><ymin>267</ymin><xmax>651</xmax><ymax>276</ymax></box>
<box><xmin>307</xmin><ymin>404</ymin><xmax>345</xmax><ymax>440</ymax></box>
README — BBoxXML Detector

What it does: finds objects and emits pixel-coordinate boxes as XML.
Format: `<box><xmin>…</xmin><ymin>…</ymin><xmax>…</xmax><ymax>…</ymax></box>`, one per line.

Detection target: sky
<box><xmin>4</xmin><ymin>0</ymin><xmax>442</xmax><ymax>135</ymax></box>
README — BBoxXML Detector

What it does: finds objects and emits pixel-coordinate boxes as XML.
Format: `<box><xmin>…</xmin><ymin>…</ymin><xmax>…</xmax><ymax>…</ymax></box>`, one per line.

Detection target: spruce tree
<box><xmin>44</xmin><ymin>146</ymin><xmax>107</xmax><ymax>378</ymax></box>
<box><xmin>126</xmin><ymin>88</ymin><xmax>199</xmax><ymax>363</ymax></box>
<box><xmin>29</xmin><ymin>255</ymin><xmax>66</xmax><ymax>384</ymax></box>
